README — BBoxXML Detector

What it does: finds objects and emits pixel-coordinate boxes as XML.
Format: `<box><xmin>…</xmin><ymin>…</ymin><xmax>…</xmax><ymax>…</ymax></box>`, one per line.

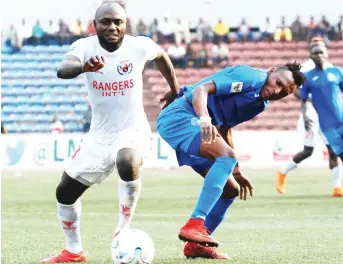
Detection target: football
<box><xmin>111</xmin><ymin>229</ymin><xmax>155</xmax><ymax>264</ymax></box>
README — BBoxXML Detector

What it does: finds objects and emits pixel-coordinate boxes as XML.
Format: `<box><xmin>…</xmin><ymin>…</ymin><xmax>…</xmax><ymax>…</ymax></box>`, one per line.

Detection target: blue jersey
<box><xmin>182</xmin><ymin>65</ymin><xmax>269</xmax><ymax>127</ymax></box>
<box><xmin>300</xmin><ymin>66</ymin><xmax>343</xmax><ymax>132</ymax></box>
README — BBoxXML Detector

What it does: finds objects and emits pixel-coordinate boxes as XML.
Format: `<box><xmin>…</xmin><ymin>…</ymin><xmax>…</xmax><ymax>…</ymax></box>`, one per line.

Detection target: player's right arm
<box><xmin>57</xmin><ymin>39</ymin><xmax>105</xmax><ymax>79</ymax></box>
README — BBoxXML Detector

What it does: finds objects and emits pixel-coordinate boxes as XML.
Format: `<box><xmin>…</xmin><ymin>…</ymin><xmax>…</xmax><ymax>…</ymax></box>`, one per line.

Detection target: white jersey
<box><xmin>65</xmin><ymin>35</ymin><xmax>162</xmax><ymax>135</ymax></box>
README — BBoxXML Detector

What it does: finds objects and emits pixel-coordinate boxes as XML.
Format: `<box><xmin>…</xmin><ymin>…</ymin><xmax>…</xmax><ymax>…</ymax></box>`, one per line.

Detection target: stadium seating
<box><xmin>2</xmin><ymin>41</ymin><xmax>343</xmax><ymax>133</ymax></box>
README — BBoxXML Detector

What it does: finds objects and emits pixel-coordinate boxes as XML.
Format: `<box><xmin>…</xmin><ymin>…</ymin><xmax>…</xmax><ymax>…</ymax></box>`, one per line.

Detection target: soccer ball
<box><xmin>111</xmin><ymin>229</ymin><xmax>155</xmax><ymax>264</ymax></box>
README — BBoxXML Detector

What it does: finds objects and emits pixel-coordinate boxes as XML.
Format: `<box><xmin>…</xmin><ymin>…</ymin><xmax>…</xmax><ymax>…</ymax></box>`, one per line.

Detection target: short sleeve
<box><xmin>300</xmin><ymin>81</ymin><xmax>310</xmax><ymax>100</ymax></box>
<box><xmin>213</xmin><ymin>66</ymin><xmax>263</xmax><ymax>96</ymax></box>
<box><xmin>64</xmin><ymin>38</ymin><xmax>87</xmax><ymax>64</ymax></box>
<box><xmin>337</xmin><ymin>67</ymin><xmax>343</xmax><ymax>92</ymax></box>
<box><xmin>137</xmin><ymin>36</ymin><xmax>163</xmax><ymax>61</ymax></box>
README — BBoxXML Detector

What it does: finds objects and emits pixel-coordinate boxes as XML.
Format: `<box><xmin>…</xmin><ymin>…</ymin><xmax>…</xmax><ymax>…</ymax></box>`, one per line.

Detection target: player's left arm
<box><xmin>139</xmin><ymin>36</ymin><xmax>180</xmax><ymax>108</ymax></box>
<box><xmin>218</xmin><ymin>125</ymin><xmax>255</xmax><ymax>200</ymax></box>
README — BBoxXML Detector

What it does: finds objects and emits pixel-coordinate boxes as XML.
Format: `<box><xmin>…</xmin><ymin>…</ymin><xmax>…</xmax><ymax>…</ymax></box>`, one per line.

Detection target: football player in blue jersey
<box><xmin>300</xmin><ymin>43</ymin><xmax>343</xmax><ymax>197</ymax></box>
<box><xmin>157</xmin><ymin>63</ymin><xmax>305</xmax><ymax>259</ymax></box>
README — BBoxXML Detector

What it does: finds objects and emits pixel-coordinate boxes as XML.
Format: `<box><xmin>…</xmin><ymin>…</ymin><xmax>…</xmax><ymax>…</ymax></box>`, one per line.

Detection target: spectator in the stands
<box><xmin>87</xmin><ymin>20</ymin><xmax>96</xmax><ymax>35</ymax></box>
<box><xmin>261</xmin><ymin>17</ymin><xmax>275</xmax><ymax>41</ymax></box>
<box><xmin>158</xmin><ymin>15</ymin><xmax>174</xmax><ymax>43</ymax></box>
<box><xmin>174</xmin><ymin>18</ymin><xmax>191</xmax><ymax>45</ymax></box>
<box><xmin>136</xmin><ymin>19</ymin><xmax>149</xmax><ymax>37</ymax></box>
<box><xmin>5</xmin><ymin>25</ymin><xmax>21</xmax><ymax>53</ymax></box>
<box><xmin>167</xmin><ymin>42</ymin><xmax>187</xmax><ymax>68</ymax></box>
<box><xmin>213</xmin><ymin>19</ymin><xmax>229</xmax><ymax>43</ymax></box>
<box><xmin>126</xmin><ymin>18</ymin><xmax>133</xmax><ymax>35</ymax></box>
<box><xmin>30</xmin><ymin>20</ymin><xmax>45</xmax><ymax>45</ymax></box>
<box><xmin>196</xmin><ymin>18</ymin><xmax>213</xmax><ymax>43</ymax></box>
<box><xmin>274</xmin><ymin>16</ymin><xmax>292</xmax><ymax>41</ymax></box>
<box><xmin>71</xmin><ymin>19</ymin><xmax>87</xmax><ymax>37</ymax></box>
<box><xmin>338</xmin><ymin>15</ymin><xmax>343</xmax><ymax>40</ymax></box>
<box><xmin>44</xmin><ymin>20</ymin><xmax>59</xmax><ymax>44</ymax></box>
<box><xmin>82</xmin><ymin>104</ymin><xmax>92</xmax><ymax>133</ymax></box>
<box><xmin>186</xmin><ymin>43</ymin><xmax>206</xmax><ymax>69</ymax></box>
<box><xmin>306</xmin><ymin>16</ymin><xmax>316</xmax><ymax>38</ymax></box>
<box><xmin>311</xmin><ymin>21</ymin><xmax>329</xmax><ymax>41</ymax></box>
<box><xmin>57</xmin><ymin>19</ymin><xmax>72</xmax><ymax>45</ymax></box>
<box><xmin>149</xmin><ymin>18</ymin><xmax>159</xmax><ymax>41</ymax></box>
<box><xmin>50</xmin><ymin>115</ymin><xmax>64</xmax><ymax>134</ymax></box>
<box><xmin>238</xmin><ymin>18</ymin><xmax>250</xmax><ymax>42</ymax></box>
<box><xmin>291</xmin><ymin>15</ymin><xmax>305</xmax><ymax>41</ymax></box>
<box><xmin>1</xmin><ymin>122</ymin><xmax>8</xmax><ymax>134</ymax></box>
<box><xmin>211</xmin><ymin>42</ymin><xmax>230</xmax><ymax>66</ymax></box>
<box><xmin>17</xmin><ymin>19</ymin><xmax>32</xmax><ymax>45</ymax></box>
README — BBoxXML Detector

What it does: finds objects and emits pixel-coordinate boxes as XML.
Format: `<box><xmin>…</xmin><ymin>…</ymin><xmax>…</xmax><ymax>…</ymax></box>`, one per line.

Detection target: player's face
<box><xmin>310</xmin><ymin>45</ymin><xmax>328</xmax><ymax>68</ymax></box>
<box><xmin>261</xmin><ymin>70</ymin><xmax>297</xmax><ymax>101</ymax></box>
<box><xmin>95</xmin><ymin>10</ymin><xmax>126</xmax><ymax>44</ymax></box>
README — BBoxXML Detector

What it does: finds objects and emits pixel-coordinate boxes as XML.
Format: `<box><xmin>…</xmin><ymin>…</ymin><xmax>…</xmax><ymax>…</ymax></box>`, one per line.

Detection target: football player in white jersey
<box><xmin>41</xmin><ymin>2</ymin><xmax>179</xmax><ymax>263</ymax></box>
<box><xmin>276</xmin><ymin>37</ymin><xmax>341</xmax><ymax>196</ymax></box>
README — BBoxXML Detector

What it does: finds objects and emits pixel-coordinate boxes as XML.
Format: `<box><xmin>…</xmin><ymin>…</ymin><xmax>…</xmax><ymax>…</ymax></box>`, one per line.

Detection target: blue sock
<box><xmin>190</xmin><ymin>156</ymin><xmax>237</xmax><ymax>220</ymax></box>
<box><xmin>205</xmin><ymin>197</ymin><xmax>235</xmax><ymax>234</ymax></box>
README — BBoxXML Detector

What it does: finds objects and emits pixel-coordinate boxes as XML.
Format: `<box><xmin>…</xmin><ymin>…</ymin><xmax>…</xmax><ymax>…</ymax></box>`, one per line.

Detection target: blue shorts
<box><xmin>157</xmin><ymin>95</ymin><xmax>214</xmax><ymax>173</ymax></box>
<box><xmin>323</xmin><ymin>126</ymin><xmax>343</xmax><ymax>156</ymax></box>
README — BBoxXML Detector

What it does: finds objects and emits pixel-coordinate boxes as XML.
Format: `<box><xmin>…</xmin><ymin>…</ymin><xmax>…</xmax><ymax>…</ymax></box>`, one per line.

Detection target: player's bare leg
<box><xmin>184</xmin><ymin>168</ymin><xmax>236</xmax><ymax>259</ymax></box>
<box><xmin>330</xmin><ymin>147</ymin><xmax>343</xmax><ymax>197</ymax></box>
<box><xmin>114</xmin><ymin>148</ymin><xmax>143</xmax><ymax>237</ymax></box>
<box><xmin>277</xmin><ymin>146</ymin><xmax>314</xmax><ymax>194</ymax></box>
<box><xmin>41</xmin><ymin>172</ymin><xmax>89</xmax><ymax>263</ymax></box>
<box><xmin>179</xmin><ymin>136</ymin><xmax>237</xmax><ymax>247</ymax></box>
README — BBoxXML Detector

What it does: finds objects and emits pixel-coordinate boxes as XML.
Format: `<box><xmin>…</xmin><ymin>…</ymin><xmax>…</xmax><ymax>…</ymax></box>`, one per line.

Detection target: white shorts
<box><xmin>297</xmin><ymin>114</ymin><xmax>328</xmax><ymax>147</ymax></box>
<box><xmin>65</xmin><ymin>129</ymin><xmax>152</xmax><ymax>186</ymax></box>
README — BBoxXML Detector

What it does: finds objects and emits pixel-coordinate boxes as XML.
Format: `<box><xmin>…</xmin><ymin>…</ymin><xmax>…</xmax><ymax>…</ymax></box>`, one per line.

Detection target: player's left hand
<box><xmin>233</xmin><ymin>170</ymin><xmax>255</xmax><ymax>200</ymax></box>
<box><xmin>159</xmin><ymin>91</ymin><xmax>178</xmax><ymax>109</ymax></box>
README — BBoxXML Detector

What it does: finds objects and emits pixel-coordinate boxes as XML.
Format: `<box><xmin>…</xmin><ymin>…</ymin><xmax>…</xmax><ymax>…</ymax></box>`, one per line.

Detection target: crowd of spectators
<box><xmin>3</xmin><ymin>15</ymin><xmax>343</xmax><ymax>69</ymax></box>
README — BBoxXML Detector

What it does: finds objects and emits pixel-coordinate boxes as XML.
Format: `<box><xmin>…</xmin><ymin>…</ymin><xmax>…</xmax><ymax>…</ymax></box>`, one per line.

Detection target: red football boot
<box><xmin>178</xmin><ymin>218</ymin><xmax>219</xmax><ymax>247</ymax></box>
<box><xmin>184</xmin><ymin>242</ymin><xmax>231</xmax><ymax>259</ymax></box>
<box><xmin>40</xmin><ymin>249</ymin><xmax>86</xmax><ymax>263</ymax></box>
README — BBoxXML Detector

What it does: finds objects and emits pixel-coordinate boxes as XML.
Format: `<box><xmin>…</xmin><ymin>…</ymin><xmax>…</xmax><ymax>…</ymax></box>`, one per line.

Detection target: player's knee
<box><xmin>116</xmin><ymin>149</ymin><xmax>141</xmax><ymax>181</ymax></box>
<box><xmin>217</xmin><ymin>148</ymin><xmax>237</xmax><ymax>160</ymax></box>
<box><xmin>221</xmin><ymin>181</ymin><xmax>239</xmax><ymax>199</ymax></box>
<box><xmin>56</xmin><ymin>182</ymin><xmax>76</xmax><ymax>205</ymax></box>
<box><xmin>303</xmin><ymin>146</ymin><xmax>314</xmax><ymax>157</ymax></box>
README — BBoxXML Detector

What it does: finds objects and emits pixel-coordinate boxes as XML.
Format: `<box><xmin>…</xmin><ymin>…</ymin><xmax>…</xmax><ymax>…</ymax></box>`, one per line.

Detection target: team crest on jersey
<box><xmin>117</xmin><ymin>61</ymin><xmax>133</xmax><ymax>75</ymax></box>
<box><xmin>231</xmin><ymin>82</ymin><xmax>243</xmax><ymax>93</ymax></box>
<box><xmin>327</xmin><ymin>73</ymin><xmax>337</xmax><ymax>82</ymax></box>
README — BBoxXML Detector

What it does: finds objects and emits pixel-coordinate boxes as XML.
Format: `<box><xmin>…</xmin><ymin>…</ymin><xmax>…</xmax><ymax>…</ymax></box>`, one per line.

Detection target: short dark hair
<box><xmin>278</xmin><ymin>62</ymin><xmax>306</xmax><ymax>87</ymax></box>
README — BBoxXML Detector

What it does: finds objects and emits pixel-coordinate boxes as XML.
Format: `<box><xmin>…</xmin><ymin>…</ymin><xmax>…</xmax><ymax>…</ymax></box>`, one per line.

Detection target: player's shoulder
<box><xmin>69</xmin><ymin>36</ymin><xmax>97</xmax><ymax>49</ymax></box>
<box><xmin>123</xmin><ymin>35</ymin><xmax>158</xmax><ymax>47</ymax></box>
<box><xmin>231</xmin><ymin>64</ymin><xmax>268</xmax><ymax>81</ymax></box>
<box><xmin>301</xmin><ymin>59</ymin><xmax>314</xmax><ymax>73</ymax></box>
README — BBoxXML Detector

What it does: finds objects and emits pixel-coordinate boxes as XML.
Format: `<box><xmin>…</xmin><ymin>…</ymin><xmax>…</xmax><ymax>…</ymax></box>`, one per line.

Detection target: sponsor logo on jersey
<box><xmin>117</xmin><ymin>60</ymin><xmax>133</xmax><ymax>75</ymax></box>
<box><xmin>231</xmin><ymin>82</ymin><xmax>243</xmax><ymax>93</ymax></box>
<box><xmin>92</xmin><ymin>79</ymin><xmax>135</xmax><ymax>96</ymax></box>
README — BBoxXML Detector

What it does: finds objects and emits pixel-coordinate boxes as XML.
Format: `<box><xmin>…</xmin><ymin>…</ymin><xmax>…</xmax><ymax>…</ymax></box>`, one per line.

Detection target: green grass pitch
<box><xmin>2</xmin><ymin>168</ymin><xmax>343</xmax><ymax>264</ymax></box>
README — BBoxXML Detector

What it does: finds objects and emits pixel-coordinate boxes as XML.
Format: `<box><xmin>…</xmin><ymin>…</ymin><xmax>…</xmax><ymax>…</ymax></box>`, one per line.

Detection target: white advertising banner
<box><xmin>1</xmin><ymin>131</ymin><xmax>330</xmax><ymax>171</ymax></box>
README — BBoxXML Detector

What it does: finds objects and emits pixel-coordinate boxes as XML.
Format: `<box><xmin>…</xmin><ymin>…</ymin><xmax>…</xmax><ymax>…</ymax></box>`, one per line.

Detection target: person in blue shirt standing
<box><xmin>157</xmin><ymin>63</ymin><xmax>305</xmax><ymax>259</ymax></box>
<box><xmin>301</xmin><ymin>43</ymin><xmax>343</xmax><ymax>196</ymax></box>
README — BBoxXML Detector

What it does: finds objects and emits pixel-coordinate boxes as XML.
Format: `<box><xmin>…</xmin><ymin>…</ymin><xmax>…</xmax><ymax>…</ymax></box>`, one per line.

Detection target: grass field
<box><xmin>2</xmin><ymin>168</ymin><xmax>343</xmax><ymax>264</ymax></box>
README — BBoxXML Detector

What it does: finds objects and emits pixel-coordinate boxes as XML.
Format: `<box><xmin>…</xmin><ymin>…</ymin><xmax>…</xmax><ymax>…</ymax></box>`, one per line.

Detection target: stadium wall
<box><xmin>1</xmin><ymin>132</ymin><xmax>330</xmax><ymax>171</ymax></box>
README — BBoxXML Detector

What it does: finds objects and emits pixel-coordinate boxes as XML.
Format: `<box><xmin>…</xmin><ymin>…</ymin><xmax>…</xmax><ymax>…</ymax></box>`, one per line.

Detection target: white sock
<box><xmin>57</xmin><ymin>199</ymin><xmax>83</xmax><ymax>254</ymax></box>
<box><xmin>331</xmin><ymin>165</ymin><xmax>342</xmax><ymax>188</ymax></box>
<box><xmin>281</xmin><ymin>160</ymin><xmax>298</xmax><ymax>174</ymax></box>
<box><xmin>115</xmin><ymin>177</ymin><xmax>142</xmax><ymax>232</ymax></box>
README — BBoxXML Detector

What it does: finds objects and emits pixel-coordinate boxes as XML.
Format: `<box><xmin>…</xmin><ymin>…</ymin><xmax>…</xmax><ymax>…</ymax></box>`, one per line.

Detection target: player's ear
<box><xmin>269</xmin><ymin>67</ymin><xmax>277</xmax><ymax>73</ymax></box>
<box><xmin>93</xmin><ymin>19</ymin><xmax>97</xmax><ymax>28</ymax></box>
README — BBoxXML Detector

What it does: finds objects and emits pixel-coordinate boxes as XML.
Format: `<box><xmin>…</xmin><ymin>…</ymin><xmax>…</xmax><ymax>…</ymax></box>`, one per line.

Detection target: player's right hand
<box><xmin>200</xmin><ymin>116</ymin><xmax>218</xmax><ymax>144</ymax></box>
<box><xmin>82</xmin><ymin>56</ymin><xmax>106</xmax><ymax>73</ymax></box>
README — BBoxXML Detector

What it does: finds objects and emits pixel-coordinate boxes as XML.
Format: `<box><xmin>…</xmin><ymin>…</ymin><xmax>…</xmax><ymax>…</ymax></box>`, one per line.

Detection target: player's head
<box><xmin>261</xmin><ymin>62</ymin><xmax>305</xmax><ymax>101</ymax></box>
<box><xmin>310</xmin><ymin>44</ymin><xmax>328</xmax><ymax>69</ymax></box>
<box><xmin>309</xmin><ymin>36</ymin><xmax>325</xmax><ymax>48</ymax></box>
<box><xmin>94</xmin><ymin>1</ymin><xmax>126</xmax><ymax>46</ymax></box>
